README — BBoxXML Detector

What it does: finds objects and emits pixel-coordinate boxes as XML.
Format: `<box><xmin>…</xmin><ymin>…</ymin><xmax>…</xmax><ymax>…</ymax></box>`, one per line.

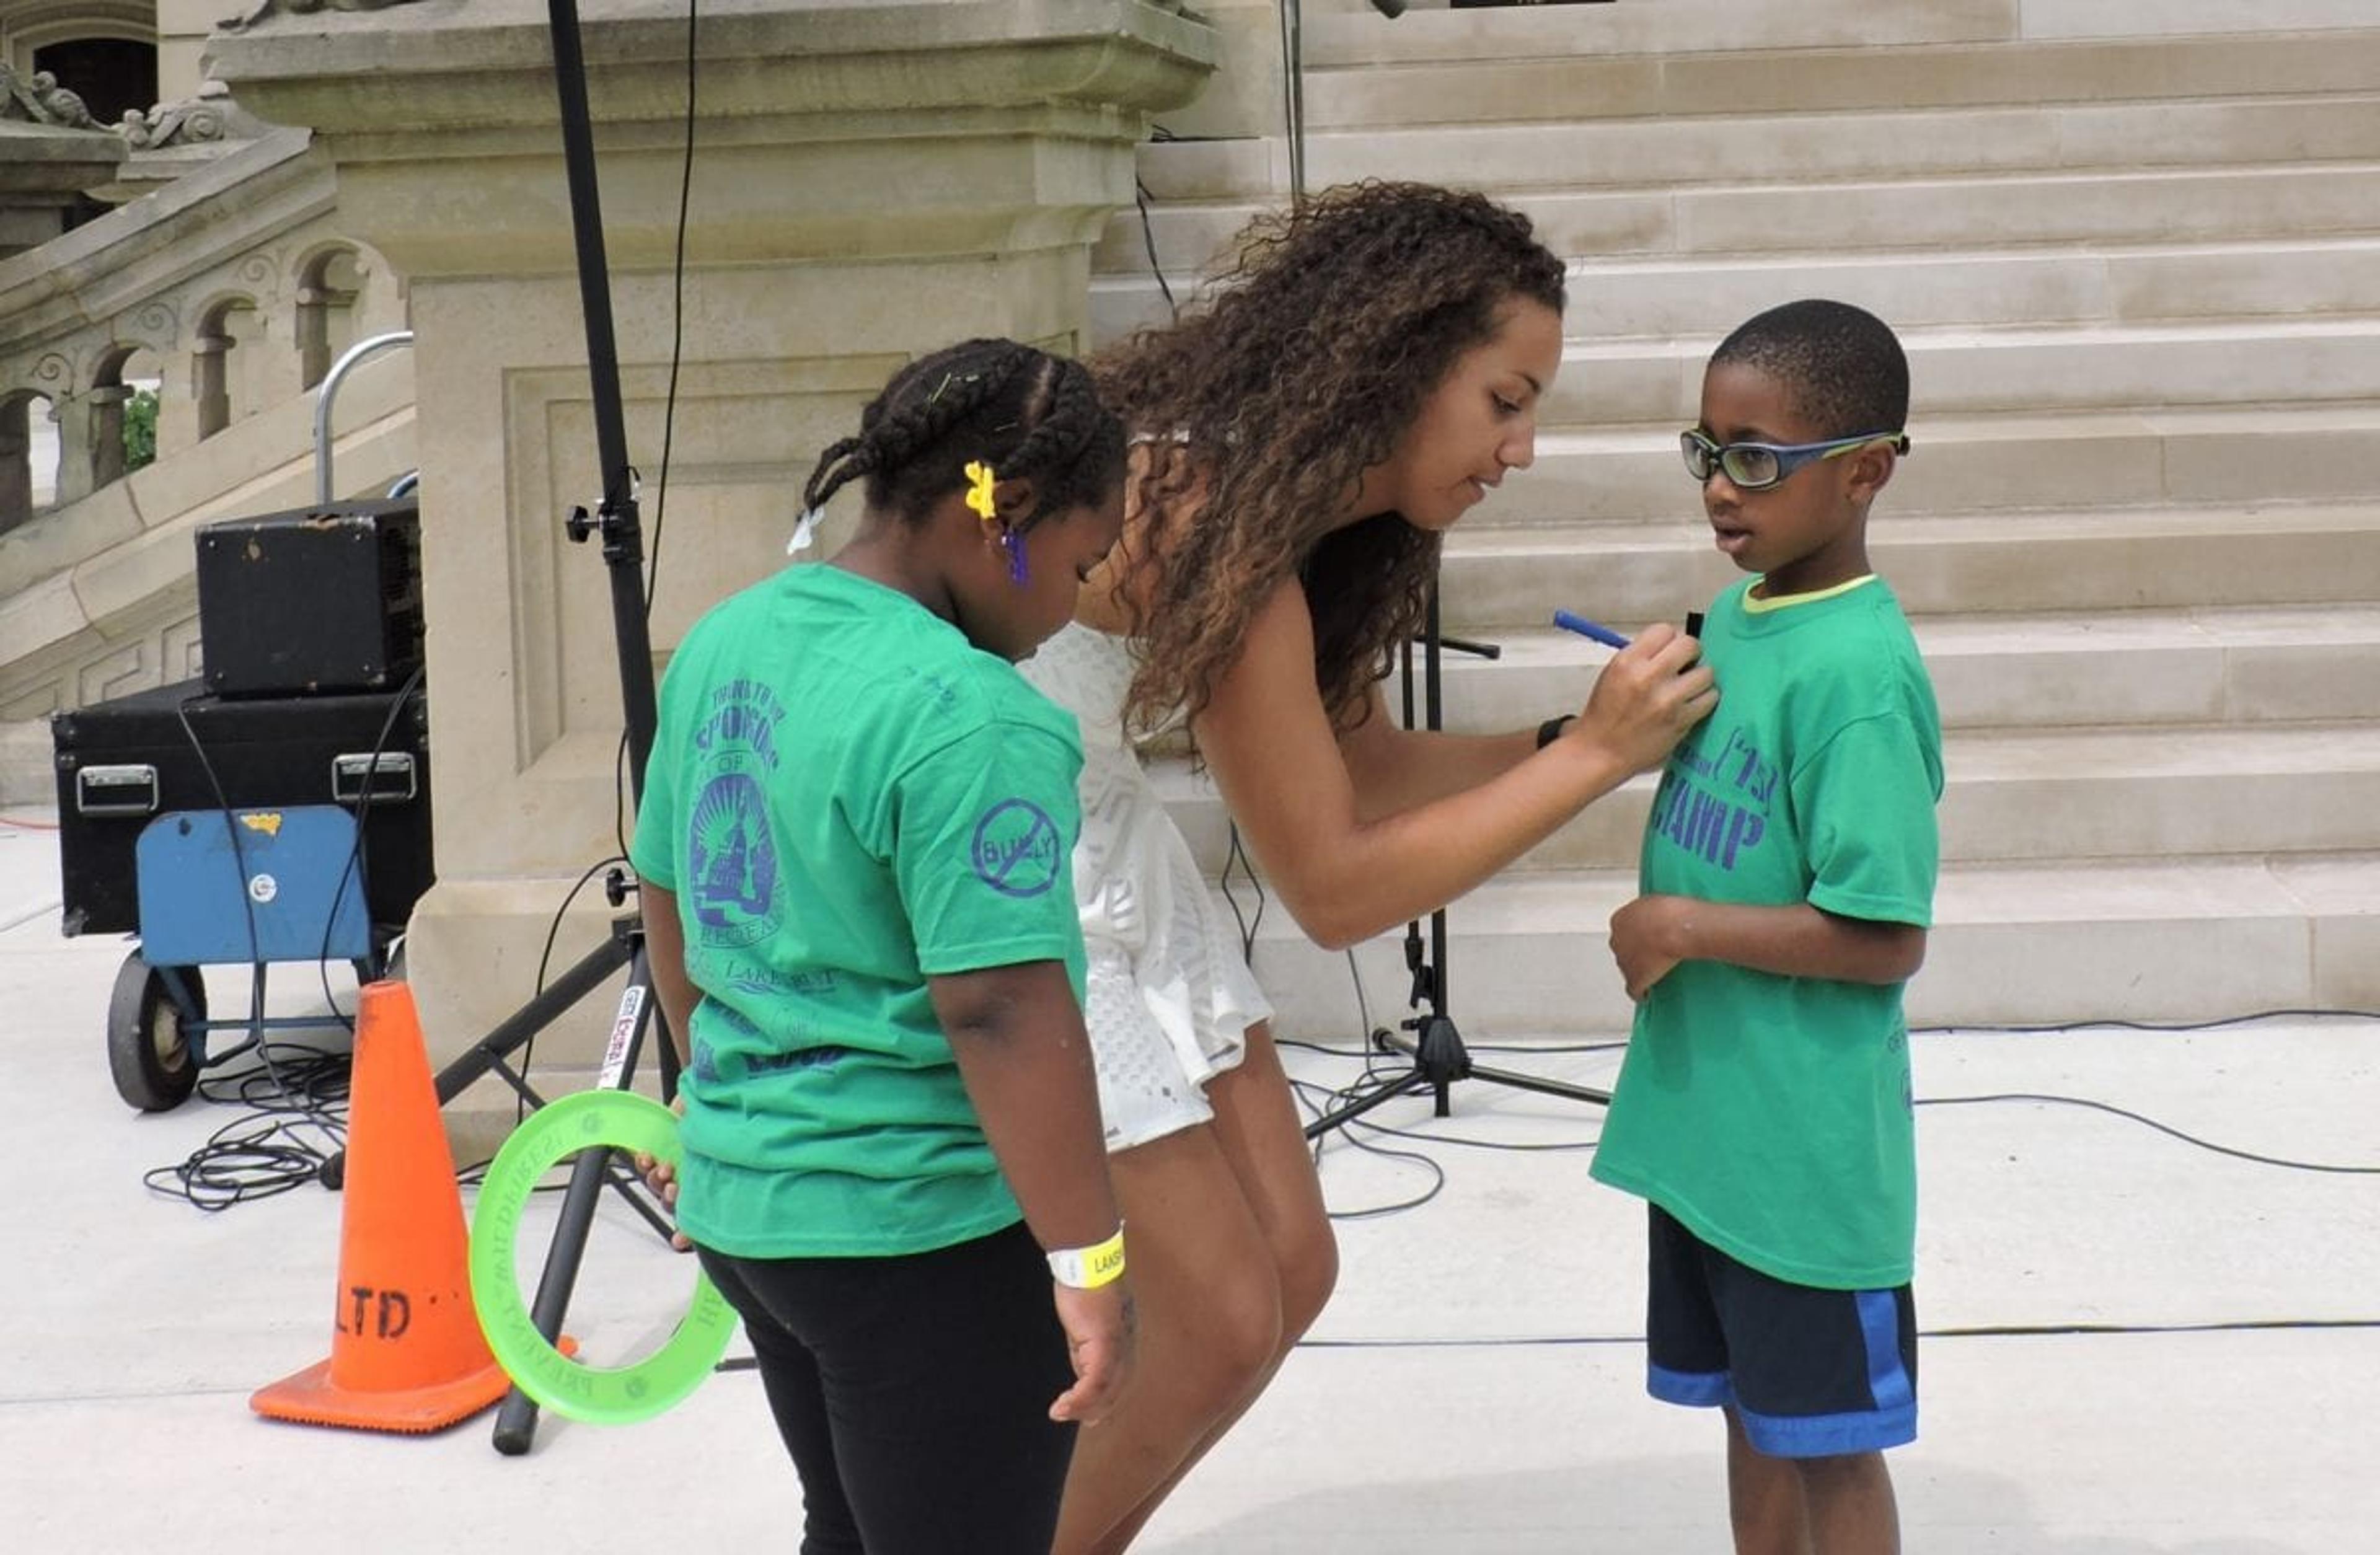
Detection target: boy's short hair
<box><xmin>1711</xmin><ymin>299</ymin><xmax>1909</xmax><ymax>440</ymax></box>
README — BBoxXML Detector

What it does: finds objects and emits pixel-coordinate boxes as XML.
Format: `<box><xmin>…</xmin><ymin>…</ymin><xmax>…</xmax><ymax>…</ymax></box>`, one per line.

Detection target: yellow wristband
<box><xmin>1046</xmin><ymin>1226</ymin><xmax>1126</xmax><ymax>1290</ymax></box>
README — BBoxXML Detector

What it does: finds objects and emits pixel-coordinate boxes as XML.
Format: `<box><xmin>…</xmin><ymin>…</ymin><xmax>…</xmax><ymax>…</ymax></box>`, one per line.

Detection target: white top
<box><xmin>1018</xmin><ymin>623</ymin><xmax>1272</xmax><ymax>1150</ymax></box>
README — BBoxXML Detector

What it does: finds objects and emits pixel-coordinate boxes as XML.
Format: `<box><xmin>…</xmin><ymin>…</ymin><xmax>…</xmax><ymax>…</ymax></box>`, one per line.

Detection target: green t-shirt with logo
<box><xmin>631</xmin><ymin>563</ymin><xmax>1088</xmax><ymax>1259</ymax></box>
<box><xmin>1589</xmin><ymin>575</ymin><xmax>1943</xmax><ymax>1289</ymax></box>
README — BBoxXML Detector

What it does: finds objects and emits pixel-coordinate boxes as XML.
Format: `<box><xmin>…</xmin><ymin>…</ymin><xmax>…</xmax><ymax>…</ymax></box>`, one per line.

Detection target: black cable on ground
<box><xmin>144</xmin><ymin>1040</ymin><xmax>351</xmax><ymax>1210</ymax></box>
<box><xmin>1274</xmin><ymin>1004</ymin><xmax>2380</xmax><ymax>1228</ymax></box>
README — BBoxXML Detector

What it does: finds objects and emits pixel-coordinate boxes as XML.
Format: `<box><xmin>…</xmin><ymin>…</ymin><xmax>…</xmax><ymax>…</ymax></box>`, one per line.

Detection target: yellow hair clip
<box><xmin>963</xmin><ymin>460</ymin><xmax>999</xmax><ymax>522</ymax></box>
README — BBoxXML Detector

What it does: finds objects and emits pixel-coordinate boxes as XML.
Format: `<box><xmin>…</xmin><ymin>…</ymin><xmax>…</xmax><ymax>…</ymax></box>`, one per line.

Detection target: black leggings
<box><xmin>696</xmin><ymin>1220</ymin><xmax>1077</xmax><ymax>1555</ymax></box>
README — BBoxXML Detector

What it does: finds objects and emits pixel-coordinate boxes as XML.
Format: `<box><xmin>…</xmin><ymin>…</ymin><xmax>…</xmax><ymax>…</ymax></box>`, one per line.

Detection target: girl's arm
<box><xmin>1608</xmin><ymin>895</ymin><xmax>1928</xmax><ymax>1002</ymax></box>
<box><xmin>931</xmin><ymin>961</ymin><xmax>1134</xmax><ymax>1424</ymax></box>
<box><xmin>629</xmin><ymin>878</ymin><xmax>699</xmax><ymax>1247</ymax></box>
<box><xmin>930</xmin><ymin>961</ymin><xmax>1120</xmax><ymax>1256</ymax></box>
<box><xmin>1194</xmin><ymin>581</ymin><xmax>1716</xmax><ymax>950</ymax></box>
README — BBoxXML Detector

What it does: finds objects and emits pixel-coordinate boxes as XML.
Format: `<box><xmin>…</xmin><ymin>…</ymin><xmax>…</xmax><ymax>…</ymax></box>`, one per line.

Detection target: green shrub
<box><xmin>123</xmin><ymin>388</ymin><xmax>158</xmax><ymax>471</ymax></box>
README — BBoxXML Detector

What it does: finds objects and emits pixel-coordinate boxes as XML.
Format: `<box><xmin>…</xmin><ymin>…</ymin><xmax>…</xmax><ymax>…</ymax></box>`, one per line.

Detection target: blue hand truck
<box><xmin>106</xmin><ymin>802</ymin><xmax>397</xmax><ymax>1112</ymax></box>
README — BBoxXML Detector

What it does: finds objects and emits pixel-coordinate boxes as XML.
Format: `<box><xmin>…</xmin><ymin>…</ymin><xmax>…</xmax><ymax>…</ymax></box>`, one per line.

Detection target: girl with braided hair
<box><xmin>1023</xmin><ymin>182</ymin><xmax>1719</xmax><ymax>1552</ymax></box>
<box><xmin>631</xmin><ymin>338</ymin><xmax>1135</xmax><ymax>1555</ymax></box>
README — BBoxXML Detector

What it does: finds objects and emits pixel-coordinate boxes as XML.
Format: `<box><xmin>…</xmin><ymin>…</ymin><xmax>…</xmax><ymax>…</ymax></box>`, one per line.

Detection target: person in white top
<box><xmin>1023</xmin><ymin>182</ymin><xmax>1719</xmax><ymax>1553</ymax></box>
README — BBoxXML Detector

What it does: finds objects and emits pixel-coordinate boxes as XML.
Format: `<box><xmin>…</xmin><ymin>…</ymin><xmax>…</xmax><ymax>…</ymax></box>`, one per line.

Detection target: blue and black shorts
<box><xmin>1643</xmin><ymin>1202</ymin><xmax>1917</xmax><ymax>1459</ymax></box>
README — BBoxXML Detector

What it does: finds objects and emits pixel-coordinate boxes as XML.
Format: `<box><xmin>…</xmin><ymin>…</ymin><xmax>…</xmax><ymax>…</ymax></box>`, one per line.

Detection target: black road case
<box><xmin>51</xmin><ymin>677</ymin><xmax>434</xmax><ymax>937</ymax></box>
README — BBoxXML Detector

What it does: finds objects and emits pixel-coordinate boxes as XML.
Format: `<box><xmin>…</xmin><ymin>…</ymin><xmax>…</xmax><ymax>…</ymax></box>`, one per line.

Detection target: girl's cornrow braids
<box><xmin>1000</xmin><ymin>359</ymin><xmax>1112</xmax><ymax>528</ymax></box>
<box><xmin>862</xmin><ymin>343</ymin><xmax>1033</xmax><ymax>493</ymax></box>
<box><xmin>800</xmin><ymin>341</ymin><xmax>1024</xmax><ymax>522</ymax></box>
<box><xmin>800</xmin><ymin>434</ymin><xmax>872</xmax><ymax>516</ymax></box>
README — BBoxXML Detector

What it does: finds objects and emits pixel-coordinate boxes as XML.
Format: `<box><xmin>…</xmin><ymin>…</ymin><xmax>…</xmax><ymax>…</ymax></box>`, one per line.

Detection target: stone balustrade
<box><xmin>0</xmin><ymin>125</ymin><xmax>409</xmax><ymax>741</ymax></box>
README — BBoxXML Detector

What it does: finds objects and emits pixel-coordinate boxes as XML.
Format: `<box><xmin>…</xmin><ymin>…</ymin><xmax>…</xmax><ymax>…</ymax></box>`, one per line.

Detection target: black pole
<box><xmin>1424</xmin><ymin>589</ymin><xmax>1450</xmax><ymax>1031</ymax></box>
<box><xmin>550</xmin><ymin>0</ymin><xmax>659</xmax><ymax>803</ymax></box>
<box><xmin>491</xmin><ymin>948</ymin><xmax>661</xmax><ymax>1456</ymax></box>
<box><xmin>1303</xmin><ymin>579</ymin><xmax>1610</xmax><ymax>1142</ymax></box>
<box><xmin>480</xmin><ymin>0</ymin><xmax>682</xmax><ymax>1455</ymax></box>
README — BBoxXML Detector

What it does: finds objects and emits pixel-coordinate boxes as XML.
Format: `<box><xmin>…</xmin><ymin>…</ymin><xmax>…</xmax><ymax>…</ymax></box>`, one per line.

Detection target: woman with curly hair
<box><xmin>1024</xmin><ymin>181</ymin><xmax>1718</xmax><ymax>1552</ymax></box>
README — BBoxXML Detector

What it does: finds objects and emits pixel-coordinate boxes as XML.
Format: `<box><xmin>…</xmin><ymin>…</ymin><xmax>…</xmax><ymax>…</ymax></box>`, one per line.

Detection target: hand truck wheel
<box><xmin>106</xmin><ymin>951</ymin><xmax>206</xmax><ymax>1112</ymax></box>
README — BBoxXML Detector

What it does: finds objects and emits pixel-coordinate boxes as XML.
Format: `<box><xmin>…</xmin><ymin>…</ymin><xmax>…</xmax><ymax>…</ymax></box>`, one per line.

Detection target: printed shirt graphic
<box><xmin>632</xmin><ymin>564</ymin><xmax>1087</xmax><ymax>1259</ymax></box>
<box><xmin>1589</xmin><ymin>576</ymin><xmax>1944</xmax><ymax>1289</ymax></box>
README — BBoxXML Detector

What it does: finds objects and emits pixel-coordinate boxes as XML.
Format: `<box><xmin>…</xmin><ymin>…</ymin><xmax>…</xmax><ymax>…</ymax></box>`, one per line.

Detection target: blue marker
<box><xmin>1552</xmin><ymin>609</ymin><xmax>1631</xmax><ymax>650</ymax></box>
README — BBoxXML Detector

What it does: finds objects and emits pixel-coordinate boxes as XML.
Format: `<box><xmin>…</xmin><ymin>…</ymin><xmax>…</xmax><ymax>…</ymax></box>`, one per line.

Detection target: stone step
<box><xmin>1300</xmin><ymin>25</ymin><xmax>2380</xmax><ymax>128</ymax></box>
<box><xmin>1294</xmin><ymin>97</ymin><xmax>2380</xmax><ymax>196</ymax></box>
<box><xmin>1148</xmin><ymin>721</ymin><xmax>2380</xmax><ymax>879</ymax></box>
<box><xmin>1534</xmin><ymin>320</ymin><xmax>2380</xmax><ymax>427</ymax></box>
<box><xmin>1576</xmin><ymin>241</ymin><xmax>2380</xmax><ymax>340</ymax></box>
<box><xmin>1453</xmin><ymin>406</ymin><xmax>2380</xmax><ymax>526</ymax></box>
<box><xmin>1305</xmin><ymin>0</ymin><xmax>2019</xmax><ymax>63</ymax></box>
<box><xmin>1132</xmin><ymin>92</ymin><xmax>2380</xmax><ymax>208</ymax></box>
<box><xmin>1238</xmin><ymin>852</ymin><xmax>2380</xmax><ymax>1039</ymax></box>
<box><xmin>1301</xmin><ymin>0</ymin><xmax>2380</xmax><ymax>69</ymax></box>
<box><xmin>1093</xmin><ymin>283</ymin><xmax>2380</xmax><ymax>427</ymax></box>
<box><xmin>1390</xmin><ymin>607</ymin><xmax>2380</xmax><ymax>734</ymax></box>
<box><xmin>1094</xmin><ymin>236</ymin><xmax>2380</xmax><ymax>343</ymax></box>
<box><xmin>2020</xmin><ymin>0</ymin><xmax>2380</xmax><ymax>42</ymax></box>
<box><xmin>1442</xmin><ymin>506</ymin><xmax>2380</xmax><ymax>622</ymax></box>
<box><xmin>1101</xmin><ymin>163</ymin><xmax>2380</xmax><ymax>280</ymax></box>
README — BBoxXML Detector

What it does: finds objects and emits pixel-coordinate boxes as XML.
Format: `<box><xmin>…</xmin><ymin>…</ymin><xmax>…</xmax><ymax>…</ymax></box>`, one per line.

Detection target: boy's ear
<box><xmin>1845</xmin><ymin>439</ymin><xmax>1899</xmax><ymax>504</ymax></box>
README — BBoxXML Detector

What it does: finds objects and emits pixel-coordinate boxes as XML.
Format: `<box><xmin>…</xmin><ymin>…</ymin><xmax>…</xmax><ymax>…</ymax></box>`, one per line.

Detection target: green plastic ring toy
<box><xmin>469</xmin><ymin>1088</ymin><xmax>737</xmax><ymax>1425</ymax></box>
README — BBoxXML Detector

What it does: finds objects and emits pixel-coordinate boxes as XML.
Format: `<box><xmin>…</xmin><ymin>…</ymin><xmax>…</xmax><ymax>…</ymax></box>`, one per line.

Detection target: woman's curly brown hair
<box><xmin>1091</xmin><ymin>180</ymin><xmax>1566</xmax><ymax>739</ymax></box>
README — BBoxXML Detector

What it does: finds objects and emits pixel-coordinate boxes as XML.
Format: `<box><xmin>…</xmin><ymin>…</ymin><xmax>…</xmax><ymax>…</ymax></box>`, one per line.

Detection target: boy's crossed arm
<box><xmin>1608</xmin><ymin>894</ymin><xmax>1926</xmax><ymax>1003</ymax></box>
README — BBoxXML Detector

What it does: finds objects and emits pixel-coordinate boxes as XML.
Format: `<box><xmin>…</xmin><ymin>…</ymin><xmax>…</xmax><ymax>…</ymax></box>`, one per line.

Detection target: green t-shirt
<box><xmin>630</xmin><ymin>563</ymin><xmax>1088</xmax><ymax>1259</ymax></box>
<box><xmin>1589</xmin><ymin>575</ymin><xmax>1943</xmax><ymax>1289</ymax></box>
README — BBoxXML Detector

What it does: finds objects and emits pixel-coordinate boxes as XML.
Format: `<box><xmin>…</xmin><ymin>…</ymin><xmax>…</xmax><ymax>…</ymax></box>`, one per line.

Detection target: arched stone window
<box><xmin>296</xmin><ymin>245</ymin><xmax>365</xmax><ymax>390</ymax></box>
<box><xmin>192</xmin><ymin>296</ymin><xmax>260</xmax><ymax>439</ymax></box>
<box><xmin>27</xmin><ymin>35</ymin><xmax>153</xmax><ymax>123</ymax></box>
<box><xmin>1</xmin><ymin>389</ymin><xmax>58</xmax><ymax>534</ymax></box>
<box><xmin>6</xmin><ymin>2</ymin><xmax>157</xmax><ymax>118</ymax></box>
<box><xmin>80</xmin><ymin>341</ymin><xmax>161</xmax><ymax>491</ymax></box>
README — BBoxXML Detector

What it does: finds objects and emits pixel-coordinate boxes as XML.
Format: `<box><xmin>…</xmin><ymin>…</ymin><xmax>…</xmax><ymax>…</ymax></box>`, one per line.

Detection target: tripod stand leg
<box><xmin>490</xmin><ymin>945</ymin><xmax>662</xmax><ymax>1456</ymax></box>
<box><xmin>1299</xmin><ymin>586</ymin><xmax>1609</xmax><ymax>1143</ymax></box>
<box><xmin>1462</xmin><ymin>1058</ymin><xmax>1610</xmax><ymax>1108</ymax></box>
<box><xmin>1377</xmin><ymin>1019</ymin><xmax>1614</xmax><ymax>1110</ymax></box>
<box><xmin>316</xmin><ymin>928</ymin><xmax>640</xmax><ymax>1191</ymax></box>
<box><xmin>433</xmin><ymin>930</ymin><xmax>637</xmax><ymax>1106</ymax></box>
<box><xmin>1300</xmin><ymin>1060</ymin><xmax>1434</xmax><ymax>1140</ymax></box>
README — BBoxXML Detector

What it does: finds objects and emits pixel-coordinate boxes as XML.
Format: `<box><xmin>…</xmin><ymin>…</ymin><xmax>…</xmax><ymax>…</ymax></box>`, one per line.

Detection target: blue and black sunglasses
<box><xmin>1680</xmin><ymin>428</ymin><xmax>1910</xmax><ymax>491</ymax></box>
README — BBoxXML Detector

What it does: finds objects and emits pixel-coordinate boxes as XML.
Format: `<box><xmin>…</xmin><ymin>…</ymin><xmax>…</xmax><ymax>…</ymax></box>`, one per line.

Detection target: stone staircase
<box><xmin>1089</xmin><ymin>0</ymin><xmax>2380</xmax><ymax>1040</ymax></box>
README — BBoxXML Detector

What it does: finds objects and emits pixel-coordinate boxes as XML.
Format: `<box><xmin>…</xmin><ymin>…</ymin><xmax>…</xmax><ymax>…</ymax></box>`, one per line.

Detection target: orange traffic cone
<box><xmin>251</xmin><ymin>980</ymin><xmax>514</xmax><ymax>1432</ymax></box>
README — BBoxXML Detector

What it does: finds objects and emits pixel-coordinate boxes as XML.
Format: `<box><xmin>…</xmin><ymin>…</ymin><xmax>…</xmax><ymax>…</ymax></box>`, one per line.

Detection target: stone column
<box><xmin>211</xmin><ymin>0</ymin><xmax>1216</xmax><ymax>1127</ymax></box>
<box><xmin>0</xmin><ymin>396</ymin><xmax>29</xmax><ymax>532</ymax></box>
<box><xmin>188</xmin><ymin>330</ymin><xmax>229</xmax><ymax>439</ymax></box>
<box><xmin>47</xmin><ymin>384</ymin><xmax>128</xmax><ymax>506</ymax></box>
<box><xmin>150</xmin><ymin>345</ymin><xmax>202</xmax><ymax>459</ymax></box>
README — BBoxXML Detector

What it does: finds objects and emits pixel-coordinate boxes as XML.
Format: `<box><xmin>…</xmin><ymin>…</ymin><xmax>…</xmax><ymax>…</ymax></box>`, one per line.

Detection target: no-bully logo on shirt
<box><xmin>689</xmin><ymin>679</ymin><xmax>788</xmax><ymax>949</ymax></box>
<box><xmin>972</xmin><ymin>798</ymin><xmax>1062</xmax><ymax>898</ymax></box>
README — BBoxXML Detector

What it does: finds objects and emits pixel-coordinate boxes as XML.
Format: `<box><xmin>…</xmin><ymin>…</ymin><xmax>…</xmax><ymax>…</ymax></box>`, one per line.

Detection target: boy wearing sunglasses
<box><xmin>1590</xmin><ymin>298</ymin><xmax>1943</xmax><ymax>1555</ymax></box>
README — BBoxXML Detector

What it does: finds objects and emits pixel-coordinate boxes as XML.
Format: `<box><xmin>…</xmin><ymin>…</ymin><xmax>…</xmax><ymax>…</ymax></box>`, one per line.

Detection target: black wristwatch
<box><xmin>1536</xmin><ymin>715</ymin><xmax>1576</xmax><ymax>751</ymax></box>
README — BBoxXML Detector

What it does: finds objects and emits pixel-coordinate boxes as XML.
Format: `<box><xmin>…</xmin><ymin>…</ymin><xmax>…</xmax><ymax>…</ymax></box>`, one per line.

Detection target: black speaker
<box><xmin>50</xmin><ymin>677</ymin><xmax>434</xmax><ymax>939</ymax></box>
<box><xmin>195</xmin><ymin>499</ymin><xmax>423</xmax><ymax>698</ymax></box>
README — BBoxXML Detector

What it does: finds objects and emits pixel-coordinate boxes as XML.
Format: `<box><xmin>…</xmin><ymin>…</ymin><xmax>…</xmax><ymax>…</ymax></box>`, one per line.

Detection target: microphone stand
<box><xmin>1304</xmin><ymin>583</ymin><xmax>1610</xmax><ymax>1141</ymax></box>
